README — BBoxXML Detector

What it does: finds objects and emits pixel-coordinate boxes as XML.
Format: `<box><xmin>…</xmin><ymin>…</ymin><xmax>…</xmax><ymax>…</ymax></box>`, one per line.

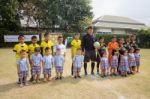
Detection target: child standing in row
<box><xmin>73</xmin><ymin>48</ymin><xmax>84</xmax><ymax>79</ymax></box>
<box><xmin>30</xmin><ymin>47</ymin><xmax>43</xmax><ymax>83</ymax></box>
<box><xmin>100</xmin><ymin>51</ymin><xmax>109</xmax><ymax>78</ymax></box>
<box><xmin>119</xmin><ymin>50</ymin><xmax>130</xmax><ymax>76</ymax></box>
<box><xmin>17</xmin><ymin>50</ymin><xmax>29</xmax><ymax>87</ymax></box>
<box><xmin>54</xmin><ymin>49</ymin><xmax>65</xmax><ymax>80</ymax></box>
<box><xmin>134</xmin><ymin>48</ymin><xmax>141</xmax><ymax>73</ymax></box>
<box><xmin>128</xmin><ymin>47</ymin><xmax>136</xmax><ymax>74</ymax></box>
<box><xmin>42</xmin><ymin>47</ymin><xmax>53</xmax><ymax>82</ymax></box>
<box><xmin>110</xmin><ymin>49</ymin><xmax>119</xmax><ymax>76</ymax></box>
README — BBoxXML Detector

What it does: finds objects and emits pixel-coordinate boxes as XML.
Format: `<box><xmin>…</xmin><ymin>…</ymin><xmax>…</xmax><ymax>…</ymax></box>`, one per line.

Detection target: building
<box><xmin>92</xmin><ymin>15</ymin><xmax>148</xmax><ymax>34</ymax></box>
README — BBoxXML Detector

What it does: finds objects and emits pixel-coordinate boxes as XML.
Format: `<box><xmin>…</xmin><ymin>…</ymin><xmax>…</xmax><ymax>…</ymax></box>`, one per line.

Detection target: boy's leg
<box><xmin>71</xmin><ymin>63</ymin><xmax>73</xmax><ymax>76</ymax></box>
<box><xmin>91</xmin><ymin>62</ymin><xmax>95</xmax><ymax>75</ymax></box>
<box><xmin>97</xmin><ymin>62</ymin><xmax>100</xmax><ymax>74</ymax></box>
<box><xmin>84</xmin><ymin>62</ymin><xmax>87</xmax><ymax>75</ymax></box>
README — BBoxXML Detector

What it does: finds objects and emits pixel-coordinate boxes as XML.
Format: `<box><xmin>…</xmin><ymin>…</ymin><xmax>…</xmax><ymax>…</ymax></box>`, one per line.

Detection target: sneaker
<box><xmin>78</xmin><ymin>76</ymin><xmax>81</xmax><ymax>78</ymax></box>
<box><xmin>24</xmin><ymin>83</ymin><xmax>29</xmax><ymax>86</ymax></box>
<box><xmin>55</xmin><ymin>77</ymin><xmax>59</xmax><ymax>80</ymax></box>
<box><xmin>60</xmin><ymin>77</ymin><xmax>62</xmax><ymax>80</ymax></box>
<box><xmin>20</xmin><ymin>84</ymin><xmax>24</xmax><ymax>87</ymax></box>
<box><xmin>74</xmin><ymin>76</ymin><xmax>77</xmax><ymax>79</ymax></box>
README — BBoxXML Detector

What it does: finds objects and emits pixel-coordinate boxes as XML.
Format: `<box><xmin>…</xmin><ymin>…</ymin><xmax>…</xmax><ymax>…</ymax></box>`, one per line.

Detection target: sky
<box><xmin>91</xmin><ymin>0</ymin><xmax>150</xmax><ymax>26</ymax></box>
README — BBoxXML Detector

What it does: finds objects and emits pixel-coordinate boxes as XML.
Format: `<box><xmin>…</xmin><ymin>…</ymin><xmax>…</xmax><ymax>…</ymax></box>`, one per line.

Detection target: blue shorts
<box><xmin>18</xmin><ymin>71</ymin><xmax>28</xmax><ymax>78</ymax></box>
<box><xmin>31</xmin><ymin>66</ymin><xmax>41</xmax><ymax>76</ymax></box>
<box><xmin>43</xmin><ymin>68</ymin><xmax>52</xmax><ymax>76</ymax></box>
<box><xmin>73</xmin><ymin>67</ymin><xmax>81</xmax><ymax>73</ymax></box>
<box><xmin>55</xmin><ymin>66</ymin><xmax>63</xmax><ymax>73</ymax></box>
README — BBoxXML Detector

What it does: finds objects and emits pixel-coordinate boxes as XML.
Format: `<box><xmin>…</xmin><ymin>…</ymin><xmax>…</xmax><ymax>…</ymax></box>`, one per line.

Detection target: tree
<box><xmin>0</xmin><ymin>0</ymin><xmax>21</xmax><ymax>31</ymax></box>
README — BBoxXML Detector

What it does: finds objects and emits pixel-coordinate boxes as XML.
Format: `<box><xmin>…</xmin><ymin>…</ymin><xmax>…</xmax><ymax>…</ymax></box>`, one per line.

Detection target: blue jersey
<box><xmin>17</xmin><ymin>58</ymin><xmax>29</xmax><ymax>71</ymax></box>
<box><xmin>73</xmin><ymin>55</ymin><xmax>84</xmax><ymax>68</ymax></box>
<box><xmin>54</xmin><ymin>55</ymin><xmax>65</xmax><ymax>67</ymax></box>
<box><xmin>43</xmin><ymin>55</ymin><xmax>53</xmax><ymax>69</ymax></box>
<box><xmin>30</xmin><ymin>54</ymin><xmax>43</xmax><ymax>66</ymax></box>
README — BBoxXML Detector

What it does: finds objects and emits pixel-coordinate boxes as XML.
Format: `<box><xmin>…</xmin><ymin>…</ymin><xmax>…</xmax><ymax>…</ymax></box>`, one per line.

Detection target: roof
<box><xmin>92</xmin><ymin>15</ymin><xmax>148</xmax><ymax>30</ymax></box>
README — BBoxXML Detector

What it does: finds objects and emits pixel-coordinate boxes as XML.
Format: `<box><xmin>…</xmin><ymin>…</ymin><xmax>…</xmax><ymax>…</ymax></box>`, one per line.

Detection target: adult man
<box><xmin>81</xmin><ymin>26</ymin><xmax>96</xmax><ymax>75</ymax></box>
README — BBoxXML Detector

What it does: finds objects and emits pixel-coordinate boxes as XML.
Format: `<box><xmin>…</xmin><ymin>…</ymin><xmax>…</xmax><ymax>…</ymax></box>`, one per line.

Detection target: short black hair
<box><xmin>99</xmin><ymin>36</ymin><xmax>104</xmax><ymax>40</ymax></box>
<box><xmin>112</xmin><ymin>49</ymin><xmax>118</xmax><ymax>56</ymax></box>
<box><xmin>34</xmin><ymin>47</ymin><xmax>41</xmax><ymax>52</ymax></box>
<box><xmin>31</xmin><ymin>36</ymin><xmax>37</xmax><ymax>40</ymax></box>
<box><xmin>57</xmin><ymin>35</ymin><xmax>63</xmax><ymax>39</ymax></box>
<box><xmin>18</xmin><ymin>35</ymin><xmax>24</xmax><ymax>39</ymax></box>
<box><xmin>77</xmin><ymin>48</ymin><xmax>82</xmax><ymax>51</ymax></box>
<box><xmin>86</xmin><ymin>26</ymin><xmax>93</xmax><ymax>30</ymax></box>
<box><xmin>45</xmin><ymin>47</ymin><xmax>50</xmax><ymax>51</ymax></box>
<box><xmin>44</xmin><ymin>32</ymin><xmax>50</xmax><ymax>37</ymax></box>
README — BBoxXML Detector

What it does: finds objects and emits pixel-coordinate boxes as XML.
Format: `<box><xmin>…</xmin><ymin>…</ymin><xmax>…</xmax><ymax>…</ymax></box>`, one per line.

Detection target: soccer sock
<box><xmin>97</xmin><ymin>62</ymin><xmax>100</xmax><ymax>73</ymax></box>
<box><xmin>71</xmin><ymin>63</ymin><xmax>73</xmax><ymax>75</ymax></box>
<box><xmin>84</xmin><ymin>63</ymin><xmax>87</xmax><ymax>74</ymax></box>
<box><xmin>91</xmin><ymin>62</ymin><xmax>95</xmax><ymax>73</ymax></box>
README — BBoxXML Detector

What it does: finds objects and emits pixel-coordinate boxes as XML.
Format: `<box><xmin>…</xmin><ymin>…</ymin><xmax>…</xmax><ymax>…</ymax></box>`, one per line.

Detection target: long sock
<box><xmin>84</xmin><ymin>63</ymin><xmax>87</xmax><ymax>74</ymax></box>
<box><xmin>71</xmin><ymin>63</ymin><xmax>73</xmax><ymax>75</ymax></box>
<box><xmin>91</xmin><ymin>62</ymin><xmax>95</xmax><ymax>73</ymax></box>
<box><xmin>97</xmin><ymin>62</ymin><xmax>100</xmax><ymax>73</ymax></box>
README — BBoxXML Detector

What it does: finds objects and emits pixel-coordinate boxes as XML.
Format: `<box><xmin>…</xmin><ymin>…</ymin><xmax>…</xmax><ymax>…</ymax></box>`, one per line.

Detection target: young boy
<box><xmin>17</xmin><ymin>50</ymin><xmax>29</xmax><ymax>87</ymax></box>
<box><xmin>53</xmin><ymin>35</ymin><xmax>66</xmax><ymax>56</ymax></box>
<box><xmin>53</xmin><ymin>48</ymin><xmax>65</xmax><ymax>80</ymax></box>
<box><xmin>41</xmin><ymin>32</ymin><xmax>54</xmax><ymax>56</ymax></box>
<box><xmin>73</xmin><ymin>48</ymin><xmax>84</xmax><ymax>79</ymax></box>
<box><xmin>42</xmin><ymin>47</ymin><xmax>53</xmax><ymax>82</ymax></box>
<box><xmin>71</xmin><ymin>33</ymin><xmax>81</xmax><ymax>76</ymax></box>
<box><xmin>30</xmin><ymin>47</ymin><xmax>43</xmax><ymax>83</ymax></box>
<box><xmin>28</xmin><ymin>36</ymin><xmax>40</xmax><ymax>82</ymax></box>
<box><xmin>13</xmin><ymin>35</ymin><xmax>28</xmax><ymax>84</ymax></box>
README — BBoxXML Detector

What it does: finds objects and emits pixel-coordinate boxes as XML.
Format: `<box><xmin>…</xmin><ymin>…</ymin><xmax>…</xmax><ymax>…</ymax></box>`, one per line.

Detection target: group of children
<box><xmin>13</xmin><ymin>32</ymin><xmax>141</xmax><ymax>87</ymax></box>
<box><xmin>95</xmin><ymin>36</ymin><xmax>140</xmax><ymax>78</ymax></box>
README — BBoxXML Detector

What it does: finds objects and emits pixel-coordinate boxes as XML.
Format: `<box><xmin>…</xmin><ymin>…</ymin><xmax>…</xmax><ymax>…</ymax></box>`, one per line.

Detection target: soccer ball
<box><xmin>94</xmin><ymin>42</ymin><xmax>100</xmax><ymax>48</ymax></box>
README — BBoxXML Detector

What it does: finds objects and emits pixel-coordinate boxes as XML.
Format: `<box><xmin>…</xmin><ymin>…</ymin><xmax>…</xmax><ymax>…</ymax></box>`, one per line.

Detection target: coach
<box><xmin>81</xmin><ymin>26</ymin><xmax>96</xmax><ymax>75</ymax></box>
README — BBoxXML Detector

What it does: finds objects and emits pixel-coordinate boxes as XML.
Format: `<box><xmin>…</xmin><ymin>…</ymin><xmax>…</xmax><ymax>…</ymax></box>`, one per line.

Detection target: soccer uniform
<box><xmin>101</xmin><ymin>57</ymin><xmax>109</xmax><ymax>70</ymax></box>
<box><xmin>71</xmin><ymin>39</ymin><xmax>81</xmax><ymax>58</ymax></box>
<box><xmin>81</xmin><ymin>34</ymin><xmax>96</xmax><ymax>62</ymax></box>
<box><xmin>53</xmin><ymin>43</ymin><xmax>66</xmax><ymax>55</ymax></box>
<box><xmin>111</xmin><ymin>55</ymin><xmax>118</xmax><ymax>69</ymax></box>
<box><xmin>119</xmin><ymin>56</ymin><xmax>130</xmax><ymax>73</ymax></box>
<box><xmin>40</xmin><ymin>40</ymin><xmax>54</xmax><ymax>55</ymax></box>
<box><xmin>54</xmin><ymin>55</ymin><xmax>65</xmax><ymax>73</ymax></box>
<box><xmin>17</xmin><ymin>58</ymin><xmax>29</xmax><ymax>79</ymax></box>
<box><xmin>13</xmin><ymin>43</ymin><xmax>28</xmax><ymax>61</ymax></box>
<box><xmin>28</xmin><ymin>43</ymin><xmax>40</xmax><ymax>56</ymax></box>
<box><xmin>128</xmin><ymin>53</ymin><xmax>136</xmax><ymax>67</ymax></box>
<box><xmin>73</xmin><ymin>55</ymin><xmax>84</xmax><ymax>73</ymax></box>
<box><xmin>134</xmin><ymin>53</ymin><xmax>140</xmax><ymax>67</ymax></box>
<box><xmin>30</xmin><ymin>54</ymin><xmax>43</xmax><ymax>76</ymax></box>
<box><xmin>43</xmin><ymin>55</ymin><xmax>53</xmax><ymax>76</ymax></box>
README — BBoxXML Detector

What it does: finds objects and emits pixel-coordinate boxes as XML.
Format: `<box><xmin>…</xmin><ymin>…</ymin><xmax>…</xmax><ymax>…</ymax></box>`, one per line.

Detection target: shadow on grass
<box><xmin>0</xmin><ymin>74</ymin><xmax>134</xmax><ymax>92</ymax></box>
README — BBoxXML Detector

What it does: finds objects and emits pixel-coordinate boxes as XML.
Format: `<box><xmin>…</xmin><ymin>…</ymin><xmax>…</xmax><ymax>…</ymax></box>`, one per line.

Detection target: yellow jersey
<box><xmin>28</xmin><ymin>43</ymin><xmax>40</xmax><ymax>56</ymax></box>
<box><xmin>40</xmin><ymin>40</ymin><xmax>54</xmax><ymax>55</ymax></box>
<box><xmin>71</xmin><ymin>39</ymin><xmax>81</xmax><ymax>58</ymax></box>
<box><xmin>13</xmin><ymin>43</ymin><xmax>28</xmax><ymax>60</ymax></box>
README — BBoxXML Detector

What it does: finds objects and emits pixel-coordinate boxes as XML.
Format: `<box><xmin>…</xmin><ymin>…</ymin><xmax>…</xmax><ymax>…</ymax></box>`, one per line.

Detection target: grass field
<box><xmin>0</xmin><ymin>48</ymin><xmax>150</xmax><ymax>99</ymax></box>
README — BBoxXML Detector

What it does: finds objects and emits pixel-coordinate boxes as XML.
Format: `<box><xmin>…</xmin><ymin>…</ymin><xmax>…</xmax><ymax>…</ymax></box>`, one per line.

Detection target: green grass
<box><xmin>0</xmin><ymin>48</ymin><xmax>150</xmax><ymax>99</ymax></box>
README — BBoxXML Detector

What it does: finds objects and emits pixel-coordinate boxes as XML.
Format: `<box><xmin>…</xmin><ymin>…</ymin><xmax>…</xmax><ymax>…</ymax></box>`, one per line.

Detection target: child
<box><xmin>119</xmin><ymin>50</ymin><xmax>130</xmax><ymax>76</ymax></box>
<box><xmin>134</xmin><ymin>48</ymin><xmax>141</xmax><ymax>73</ymax></box>
<box><xmin>96</xmin><ymin>37</ymin><xmax>106</xmax><ymax>75</ymax></box>
<box><xmin>13</xmin><ymin>35</ymin><xmax>28</xmax><ymax>84</ymax></box>
<box><xmin>100</xmin><ymin>51</ymin><xmax>109</xmax><ymax>78</ymax></box>
<box><xmin>30</xmin><ymin>47</ymin><xmax>43</xmax><ymax>83</ymax></box>
<box><xmin>41</xmin><ymin>32</ymin><xmax>54</xmax><ymax>56</ymax></box>
<box><xmin>54</xmin><ymin>48</ymin><xmax>65</xmax><ymax>80</ymax></box>
<box><xmin>71</xmin><ymin>33</ymin><xmax>81</xmax><ymax>76</ymax></box>
<box><xmin>53</xmin><ymin>35</ymin><xmax>66</xmax><ymax>56</ymax></box>
<box><xmin>73</xmin><ymin>48</ymin><xmax>84</xmax><ymax>79</ymax></box>
<box><xmin>128</xmin><ymin>47</ymin><xmax>136</xmax><ymax>74</ymax></box>
<box><xmin>17</xmin><ymin>50</ymin><xmax>29</xmax><ymax>87</ymax></box>
<box><xmin>110</xmin><ymin>49</ymin><xmax>119</xmax><ymax>76</ymax></box>
<box><xmin>42</xmin><ymin>47</ymin><xmax>53</xmax><ymax>82</ymax></box>
<box><xmin>28</xmin><ymin>36</ymin><xmax>40</xmax><ymax>82</ymax></box>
